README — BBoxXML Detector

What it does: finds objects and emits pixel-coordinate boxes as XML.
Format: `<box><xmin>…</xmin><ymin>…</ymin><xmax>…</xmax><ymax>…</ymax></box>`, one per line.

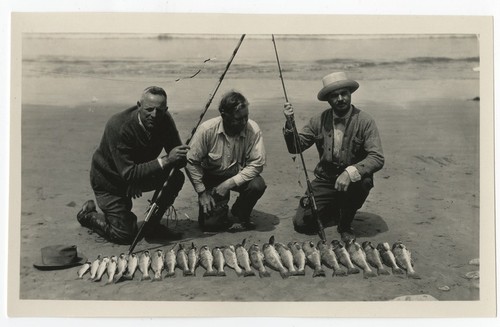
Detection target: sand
<box><xmin>17</xmin><ymin>74</ymin><xmax>482</xmax><ymax>304</ymax></box>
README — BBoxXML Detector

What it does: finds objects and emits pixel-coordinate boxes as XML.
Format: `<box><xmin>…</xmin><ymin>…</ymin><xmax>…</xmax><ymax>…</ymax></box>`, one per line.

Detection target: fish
<box><xmin>138</xmin><ymin>251</ymin><xmax>151</xmax><ymax>281</ymax></box>
<box><xmin>376</xmin><ymin>242</ymin><xmax>405</xmax><ymax>276</ymax></box>
<box><xmin>275</xmin><ymin>241</ymin><xmax>298</xmax><ymax>276</ymax></box>
<box><xmin>199</xmin><ymin>245</ymin><xmax>217</xmax><ymax>277</ymax></box>
<box><xmin>164</xmin><ymin>244</ymin><xmax>178</xmax><ymax>278</ymax></box>
<box><xmin>177</xmin><ymin>244</ymin><xmax>192</xmax><ymax>277</ymax></box>
<box><xmin>93</xmin><ymin>256</ymin><xmax>109</xmax><ymax>282</ymax></box>
<box><xmin>331</xmin><ymin>240</ymin><xmax>360</xmax><ymax>275</ymax></box>
<box><xmin>302</xmin><ymin>241</ymin><xmax>326</xmax><ymax>277</ymax></box>
<box><xmin>113</xmin><ymin>253</ymin><xmax>129</xmax><ymax>283</ymax></box>
<box><xmin>212</xmin><ymin>246</ymin><xmax>226</xmax><ymax>277</ymax></box>
<box><xmin>89</xmin><ymin>255</ymin><xmax>101</xmax><ymax>280</ymax></box>
<box><xmin>263</xmin><ymin>236</ymin><xmax>289</xmax><ymax>279</ymax></box>
<box><xmin>122</xmin><ymin>253</ymin><xmax>139</xmax><ymax>280</ymax></box>
<box><xmin>151</xmin><ymin>249</ymin><xmax>165</xmax><ymax>281</ymax></box>
<box><xmin>187</xmin><ymin>243</ymin><xmax>199</xmax><ymax>276</ymax></box>
<box><xmin>235</xmin><ymin>239</ymin><xmax>256</xmax><ymax>277</ymax></box>
<box><xmin>249</xmin><ymin>243</ymin><xmax>271</xmax><ymax>278</ymax></box>
<box><xmin>317</xmin><ymin>240</ymin><xmax>347</xmax><ymax>277</ymax></box>
<box><xmin>77</xmin><ymin>261</ymin><xmax>92</xmax><ymax>279</ymax></box>
<box><xmin>361</xmin><ymin>241</ymin><xmax>391</xmax><ymax>276</ymax></box>
<box><xmin>287</xmin><ymin>242</ymin><xmax>306</xmax><ymax>276</ymax></box>
<box><xmin>392</xmin><ymin>241</ymin><xmax>421</xmax><ymax>279</ymax></box>
<box><xmin>345</xmin><ymin>240</ymin><xmax>377</xmax><ymax>278</ymax></box>
<box><xmin>223</xmin><ymin>245</ymin><xmax>244</xmax><ymax>277</ymax></box>
<box><xmin>105</xmin><ymin>255</ymin><xmax>118</xmax><ymax>285</ymax></box>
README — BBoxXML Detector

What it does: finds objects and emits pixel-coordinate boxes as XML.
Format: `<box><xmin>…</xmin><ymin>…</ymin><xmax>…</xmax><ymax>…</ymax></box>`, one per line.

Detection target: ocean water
<box><xmin>22</xmin><ymin>34</ymin><xmax>479</xmax><ymax>84</ymax></box>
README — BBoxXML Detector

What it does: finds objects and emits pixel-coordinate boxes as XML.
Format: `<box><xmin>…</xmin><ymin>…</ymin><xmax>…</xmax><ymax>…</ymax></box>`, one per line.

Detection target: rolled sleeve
<box><xmin>345</xmin><ymin>165</ymin><xmax>361</xmax><ymax>182</ymax></box>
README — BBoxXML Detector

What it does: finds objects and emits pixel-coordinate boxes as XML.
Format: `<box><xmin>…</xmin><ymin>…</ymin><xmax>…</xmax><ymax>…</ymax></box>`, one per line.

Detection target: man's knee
<box><xmin>248</xmin><ymin>176</ymin><xmax>267</xmax><ymax>195</ymax></box>
<box><xmin>106</xmin><ymin>211</ymin><xmax>138</xmax><ymax>245</ymax></box>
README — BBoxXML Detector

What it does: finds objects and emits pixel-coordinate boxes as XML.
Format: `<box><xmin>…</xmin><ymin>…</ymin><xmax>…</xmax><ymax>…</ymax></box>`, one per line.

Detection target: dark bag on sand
<box><xmin>198</xmin><ymin>196</ymin><xmax>231</xmax><ymax>232</ymax></box>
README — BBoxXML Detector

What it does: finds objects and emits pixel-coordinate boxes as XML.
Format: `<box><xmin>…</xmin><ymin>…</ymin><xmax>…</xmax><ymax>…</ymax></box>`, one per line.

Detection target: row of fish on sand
<box><xmin>77</xmin><ymin>236</ymin><xmax>420</xmax><ymax>284</ymax></box>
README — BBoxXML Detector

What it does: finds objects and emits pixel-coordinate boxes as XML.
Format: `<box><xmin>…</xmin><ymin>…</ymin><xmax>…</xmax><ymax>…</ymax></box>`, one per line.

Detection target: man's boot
<box><xmin>77</xmin><ymin>200</ymin><xmax>110</xmax><ymax>239</ymax></box>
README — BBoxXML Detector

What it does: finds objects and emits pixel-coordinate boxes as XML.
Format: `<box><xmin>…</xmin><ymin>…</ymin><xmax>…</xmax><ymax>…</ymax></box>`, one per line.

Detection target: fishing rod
<box><xmin>128</xmin><ymin>34</ymin><xmax>246</xmax><ymax>255</ymax></box>
<box><xmin>271</xmin><ymin>34</ymin><xmax>326</xmax><ymax>242</ymax></box>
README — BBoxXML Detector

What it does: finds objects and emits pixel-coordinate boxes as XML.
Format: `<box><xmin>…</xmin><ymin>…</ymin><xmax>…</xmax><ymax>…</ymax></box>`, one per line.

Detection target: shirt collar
<box><xmin>331</xmin><ymin>105</ymin><xmax>353</xmax><ymax>120</ymax></box>
<box><xmin>216</xmin><ymin>116</ymin><xmax>246</xmax><ymax>138</ymax></box>
<box><xmin>137</xmin><ymin>112</ymin><xmax>151</xmax><ymax>136</ymax></box>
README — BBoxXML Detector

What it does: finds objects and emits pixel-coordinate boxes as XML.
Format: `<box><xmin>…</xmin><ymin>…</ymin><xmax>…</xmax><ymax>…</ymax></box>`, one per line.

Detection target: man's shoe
<box><xmin>144</xmin><ymin>223</ymin><xmax>183</xmax><ymax>241</ymax></box>
<box><xmin>77</xmin><ymin>200</ymin><xmax>97</xmax><ymax>227</ymax></box>
<box><xmin>338</xmin><ymin>226</ymin><xmax>356</xmax><ymax>243</ymax></box>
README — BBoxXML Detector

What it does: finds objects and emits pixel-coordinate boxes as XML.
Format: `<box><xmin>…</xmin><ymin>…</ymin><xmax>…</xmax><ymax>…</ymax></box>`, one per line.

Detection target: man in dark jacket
<box><xmin>283</xmin><ymin>72</ymin><xmax>384</xmax><ymax>242</ymax></box>
<box><xmin>77</xmin><ymin>86</ymin><xmax>190</xmax><ymax>244</ymax></box>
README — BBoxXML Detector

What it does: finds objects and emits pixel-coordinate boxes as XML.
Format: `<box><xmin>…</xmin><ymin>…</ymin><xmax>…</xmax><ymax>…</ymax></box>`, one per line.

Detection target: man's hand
<box><xmin>161</xmin><ymin>145</ymin><xmax>190</xmax><ymax>168</ymax></box>
<box><xmin>198</xmin><ymin>191</ymin><xmax>216</xmax><ymax>214</ymax></box>
<box><xmin>127</xmin><ymin>185</ymin><xmax>143</xmax><ymax>199</ymax></box>
<box><xmin>213</xmin><ymin>179</ymin><xmax>236</xmax><ymax>198</ymax></box>
<box><xmin>334</xmin><ymin>171</ymin><xmax>352</xmax><ymax>192</ymax></box>
<box><xmin>283</xmin><ymin>102</ymin><xmax>295</xmax><ymax>121</ymax></box>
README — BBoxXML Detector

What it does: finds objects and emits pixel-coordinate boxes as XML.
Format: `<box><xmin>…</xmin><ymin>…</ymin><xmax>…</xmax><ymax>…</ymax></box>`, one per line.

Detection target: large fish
<box><xmin>392</xmin><ymin>242</ymin><xmax>421</xmax><ymax>279</ymax></box>
<box><xmin>362</xmin><ymin>241</ymin><xmax>390</xmax><ymax>276</ymax></box>
<box><xmin>275</xmin><ymin>242</ymin><xmax>298</xmax><ymax>276</ymax></box>
<box><xmin>235</xmin><ymin>239</ymin><xmax>256</xmax><ymax>277</ymax></box>
<box><xmin>105</xmin><ymin>255</ymin><xmax>118</xmax><ymax>285</ymax></box>
<box><xmin>332</xmin><ymin>240</ymin><xmax>360</xmax><ymax>275</ymax></box>
<box><xmin>151</xmin><ymin>249</ymin><xmax>165</xmax><ymax>281</ymax></box>
<box><xmin>188</xmin><ymin>243</ymin><xmax>199</xmax><ymax>276</ymax></box>
<box><xmin>122</xmin><ymin>253</ymin><xmax>139</xmax><ymax>280</ymax></box>
<box><xmin>263</xmin><ymin>236</ymin><xmax>289</xmax><ymax>279</ymax></box>
<box><xmin>287</xmin><ymin>242</ymin><xmax>306</xmax><ymax>276</ymax></box>
<box><xmin>177</xmin><ymin>244</ymin><xmax>192</xmax><ymax>277</ymax></box>
<box><xmin>164</xmin><ymin>244</ymin><xmax>177</xmax><ymax>278</ymax></box>
<box><xmin>376</xmin><ymin>242</ymin><xmax>405</xmax><ymax>276</ymax></box>
<box><xmin>249</xmin><ymin>243</ymin><xmax>271</xmax><ymax>278</ymax></box>
<box><xmin>212</xmin><ymin>246</ymin><xmax>226</xmax><ymax>277</ymax></box>
<box><xmin>113</xmin><ymin>253</ymin><xmax>129</xmax><ymax>283</ymax></box>
<box><xmin>302</xmin><ymin>241</ymin><xmax>326</xmax><ymax>277</ymax></box>
<box><xmin>89</xmin><ymin>255</ymin><xmax>101</xmax><ymax>280</ymax></box>
<box><xmin>346</xmin><ymin>240</ymin><xmax>377</xmax><ymax>278</ymax></box>
<box><xmin>138</xmin><ymin>251</ymin><xmax>151</xmax><ymax>281</ymax></box>
<box><xmin>199</xmin><ymin>245</ymin><xmax>217</xmax><ymax>277</ymax></box>
<box><xmin>317</xmin><ymin>240</ymin><xmax>347</xmax><ymax>277</ymax></box>
<box><xmin>93</xmin><ymin>256</ymin><xmax>109</xmax><ymax>282</ymax></box>
<box><xmin>223</xmin><ymin>245</ymin><xmax>244</xmax><ymax>277</ymax></box>
<box><xmin>77</xmin><ymin>260</ymin><xmax>92</xmax><ymax>279</ymax></box>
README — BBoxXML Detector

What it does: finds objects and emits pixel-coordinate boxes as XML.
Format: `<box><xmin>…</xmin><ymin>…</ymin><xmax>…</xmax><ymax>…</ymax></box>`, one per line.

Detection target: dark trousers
<box><xmin>293</xmin><ymin>176</ymin><xmax>373</xmax><ymax>233</ymax></box>
<box><xmin>88</xmin><ymin>169</ymin><xmax>185</xmax><ymax>244</ymax></box>
<box><xmin>200</xmin><ymin>174</ymin><xmax>267</xmax><ymax>222</ymax></box>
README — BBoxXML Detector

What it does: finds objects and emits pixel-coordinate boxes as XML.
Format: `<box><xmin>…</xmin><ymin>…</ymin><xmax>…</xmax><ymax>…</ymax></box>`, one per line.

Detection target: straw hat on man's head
<box><xmin>317</xmin><ymin>72</ymin><xmax>359</xmax><ymax>101</ymax></box>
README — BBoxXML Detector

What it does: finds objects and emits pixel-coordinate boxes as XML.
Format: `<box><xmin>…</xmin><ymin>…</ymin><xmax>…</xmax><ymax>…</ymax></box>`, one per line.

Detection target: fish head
<box><xmin>392</xmin><ymin>241</ymin><xmax>405</xmax><ymax>250</ymax></box>
<box><xmin>156</xmin><ymin>249</ymin><xmax>163</xmax><ymax>257</ymax></box>
<box><xmin>249</xmin><ymin>244</ymin><xmax>260</xmax><ymax>253</ymax></box>
<box><xmin>317</xmin><ymin>240</ymin><xmax>327</xmax><ymax>250</ymax></box>
<box><xmin>331</xmin><ymin>240</ymin><xmax>343</xmax><ymax>249</ymax></box>
<box><xmin>118</xmin><ymin>253</ymin><xmax>126</xmax><ymax>259</ymax></box>
<box><xmin>361</xmin><ymin>241</ymin><xmax>372</xmax><ymax>250</ymax></box>
<box><xmin>143</xmin><ymin>251</ymin><xmax>150</xmax><ymax>257</ymax></box>
<box><xmin>262</xmin><ymin>243</ymin><xmax>270</xmax><ymax>251</ymax></box>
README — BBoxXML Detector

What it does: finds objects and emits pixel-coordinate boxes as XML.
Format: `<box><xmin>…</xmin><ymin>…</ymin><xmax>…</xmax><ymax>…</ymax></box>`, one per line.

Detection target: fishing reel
<box><xmin>299</xmin><ymin>195</ymin><xmax>311</xmax><ymax>209</ymax></box>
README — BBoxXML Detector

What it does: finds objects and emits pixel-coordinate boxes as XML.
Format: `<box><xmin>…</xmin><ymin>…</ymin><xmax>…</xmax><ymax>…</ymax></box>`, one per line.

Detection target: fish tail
<box><xmin>288</xmin><ymin>269</ymin><xmax>298</xmax><ymax>276</ymax></box>
<box><xmin>312</xmin><ymin>268</ymin><xmax>326</xmax><ymax>278</ymax></box>
<box><xmin>347</xmin><ymin>267</ymin><xmax>360</xmax><ymax>275</ymax></box>
<box><xmin>113</xmin><ymin>273</ymin><xmax>123</xmax><ymax>282</ymax></box>
<box><xmin>203</xmin><ymin>271</ymin><xmax>218</xmax><ymax>277</ymax></box>
<box><xmin>363</xmin><ymin>270</ymin><xmax>378</xmax><ymax>278</ymax></box>
<box><xmin>165</xmin><ymin>271</ymin><xmax>176</xmax><ymax>278</ymax></box>
<box><xmin>393</xmin><ymin>267</ymin><xmax>405</xmax><ymax>275</ymax></box>
<box><xmin>152</xmin><ymin>274</ymin><xmax>163</xmax><ymax>281</ymax></box>
<box><xmin>217</xmin><ymin>271</ymin><xmax>227</xmax><ymax>277</ymax></box>
<box><xmin>183</xmin><ymin>270</ymin><xmax>193</xmax><ymax>277</ymax></box>
<box><xmin>334</xmin><ymin>268</ymin><xmax>348</xmax><ymax>277</ymax></box>
<box><xmin>259</xmin><ymin>270</ymin><xmax>271</xmax><ymax>278</ymax></box>
<box><xmin>140</xmin><ymin>274</ymin><xmax>151</xmax><ymax>281</ymax></box>
<box><xmin>279</xmin><ymin>270</ymin><xmax>290</xmax><ymax>279</ymax></box>
<box><xmin>243</xmin><ymin>270</ymin><xmax>256</xmax><ymax>277</ymax></box>
<box><xmin>378</xmin><ymin>268</ymin><xmax>391</xmax><ymax>276</ymax></box>
<box><xmin>93</xmin><ymin>277</ymin><xmax>102</xmax><ymax>282</ymax></box>
<box><xmin>407</xmin><ymin>271</ymin><xmax>421</xmax><ymax>279</ymax></box>
<box><xmin>295</xmin><ymin>269</ymin><xmax>306</xmax><ymax>276</ymax></box>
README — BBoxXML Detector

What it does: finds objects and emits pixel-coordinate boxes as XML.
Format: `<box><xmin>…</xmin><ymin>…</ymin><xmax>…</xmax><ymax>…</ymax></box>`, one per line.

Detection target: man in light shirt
<box><xmin>186</xmin><ymin>91</ymin><xmax>266</xmax><ymax>232</ymax></box>
<box><xmin>283</xmin><ymin>72</ymin><xmax>384</xmax><ymax>242</ymax></box>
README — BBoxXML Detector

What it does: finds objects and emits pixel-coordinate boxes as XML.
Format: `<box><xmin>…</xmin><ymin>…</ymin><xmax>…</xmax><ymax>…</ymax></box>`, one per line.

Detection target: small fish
<box><xmin>89</xmin><ymin>255</ymin><xmax>101</xmax><ymax>280</ymax></box>
<box><xmin>223</xmin><ymin>245</ymin><xmax>244</xmax><ymax>277</ymax></box>
<box><xmin>263</xmin><ymin>236</ymin><xmax>289</xmax><ymax>279</ymax></box>
<box><xmin>138</xmin><ymin>251</ymin><xmax>151</xmax><ymax>281</ymax></box>
<box><xmin>377</xmin><ymin>242</ymin><xmax>405</xmax><ymax>276</ymax></box>
<box><xmin>302</xmin><ymin>241</ymin><xmax>325</xmax><ymax>277</ymax></box>
<box><xmin>164</xmin><ymin>244</ymin><xmax>177</xmax><ymax>278</ymax></box>
<box><xmin>151</xmin><ymin>249</ymin><xmax>165</xmax><ymax>281</ymax></box>
<box><xmin>275</xmin><ymin>242</ymin><xmax>298</xmax><ymax>276</ymax></box>
<box><xmin>199</xmin><ymin>245</ymin><xmax>217</xmax><ymax>277</ymax></box>
<box><xmin>249</xmin><ymin>243</ymin><xmax>271</xmax><ymax>278</ymax></box>
<box><xmin>94</xmin><ymin>256</ymin><xmax>109</xmax><ymax>282</ymax></box>
<box><xmin>188</xmin><ymin>243</ymin><xmax>199</xmax><ymax>276</ymax></box>
<box><xmin>105</xmin><ymin>255</ymin><xmax>118</xmax><ymax>285</ymax></box>
<box><xmin>288</xmin><ymin>242</ymin><xmax>306</xmax><ymax>276</ymax></box>
<box><xmin>346</xmin><ymin>240</ymin><xmax>377</xmax><ymax>278</ymax></box>
<box><xmin>392</xmin><ymin>242</ymin><xmax>421</xmax><ymax>279</ymax></box>
<box><xmin>177</xmin><ymin>244</ymin><xmax>192</xmax><ymax>277</ymax></box>
<box><xmin>332</xmin><ymin>240</ymin><xmax>360</xmax><ymax>275</ymax></box>
<box><xmin>212</xmin><ymin>246</ymin><xmax>226</xmax><ymax>277</ymax></box>
<box><xmin>362</xmin><ymin>241</ymin><xmax>390</xmax><ymax>276</ymax></box>
<box><xmin>235</xmin><ymin>239</ymin><xmax>255</xmax><ymax>277</ymax></box>
<box><xmin>77</xmin><ymin>261</ymin><xmax>92</xmax><ymax>279</ymax></box>
<box><xmin>317</xmin><ymin>240</ymin><xmax>347</xmax><ymax>277</ymax></box>
<box><xmin>122</xmin><ymin>253</ymin><xmax>139</xmax><ymax>280</ymax></box>
<box><xmin>113</xmin><ymin>253</ymin><xmax>129</xmax><ymax>283</ymax></box>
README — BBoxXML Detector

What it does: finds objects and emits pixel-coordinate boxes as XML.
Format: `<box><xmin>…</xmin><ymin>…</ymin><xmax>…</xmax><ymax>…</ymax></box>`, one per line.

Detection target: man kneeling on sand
<box><xmin>77</xmin><ymin>86</ymin><xmax>190</xmax><ymax>244</ymax></box>
<box><xmin>186</xmin><ymin>91</ymin><xmax>267</xmax><ymax>232</ymax></box>
<box><xmin>282</xmin><ymin>72</ymin><xmax>384</xmax><ymax>242</ymax></box>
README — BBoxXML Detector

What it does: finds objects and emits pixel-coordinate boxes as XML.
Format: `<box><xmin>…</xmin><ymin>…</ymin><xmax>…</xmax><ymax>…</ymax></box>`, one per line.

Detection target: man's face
<box><xmin>137</xmin><ymin>93</ymin><xmax>167</xmax><ymax>131</ymax></box>
<box><xmin>326</xmin><ymin>87</ymin><xmax>352</xmax><ymax>116</ymax></box>
<box><xmin>222</xmin><ymin>105</ymin><xmax>249</xmax><ymax>136</ymax></box>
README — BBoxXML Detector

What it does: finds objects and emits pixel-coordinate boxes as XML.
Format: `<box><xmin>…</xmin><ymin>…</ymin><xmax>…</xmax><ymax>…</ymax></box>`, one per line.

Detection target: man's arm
<box><xmin>352</xmin><ymin>118</ymin><xmax>385</xmax><ymax>176</ymax></box>
<box><xmin>282</xmin><ymin>103</ymin><xmax>318</xmax><ymax>154</ymax></box>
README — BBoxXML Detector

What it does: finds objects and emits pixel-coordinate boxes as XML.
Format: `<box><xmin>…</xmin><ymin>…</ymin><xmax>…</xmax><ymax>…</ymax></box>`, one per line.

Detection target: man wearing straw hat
<box><xmin>283</xmin><ymin>72</ymin><xmax>384</xmax><ymax>242</ymax></box>
<box><xmin>76</xmin><ymin>86</ymin><xmax>190</xmax><ymax>244</ymax></box>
